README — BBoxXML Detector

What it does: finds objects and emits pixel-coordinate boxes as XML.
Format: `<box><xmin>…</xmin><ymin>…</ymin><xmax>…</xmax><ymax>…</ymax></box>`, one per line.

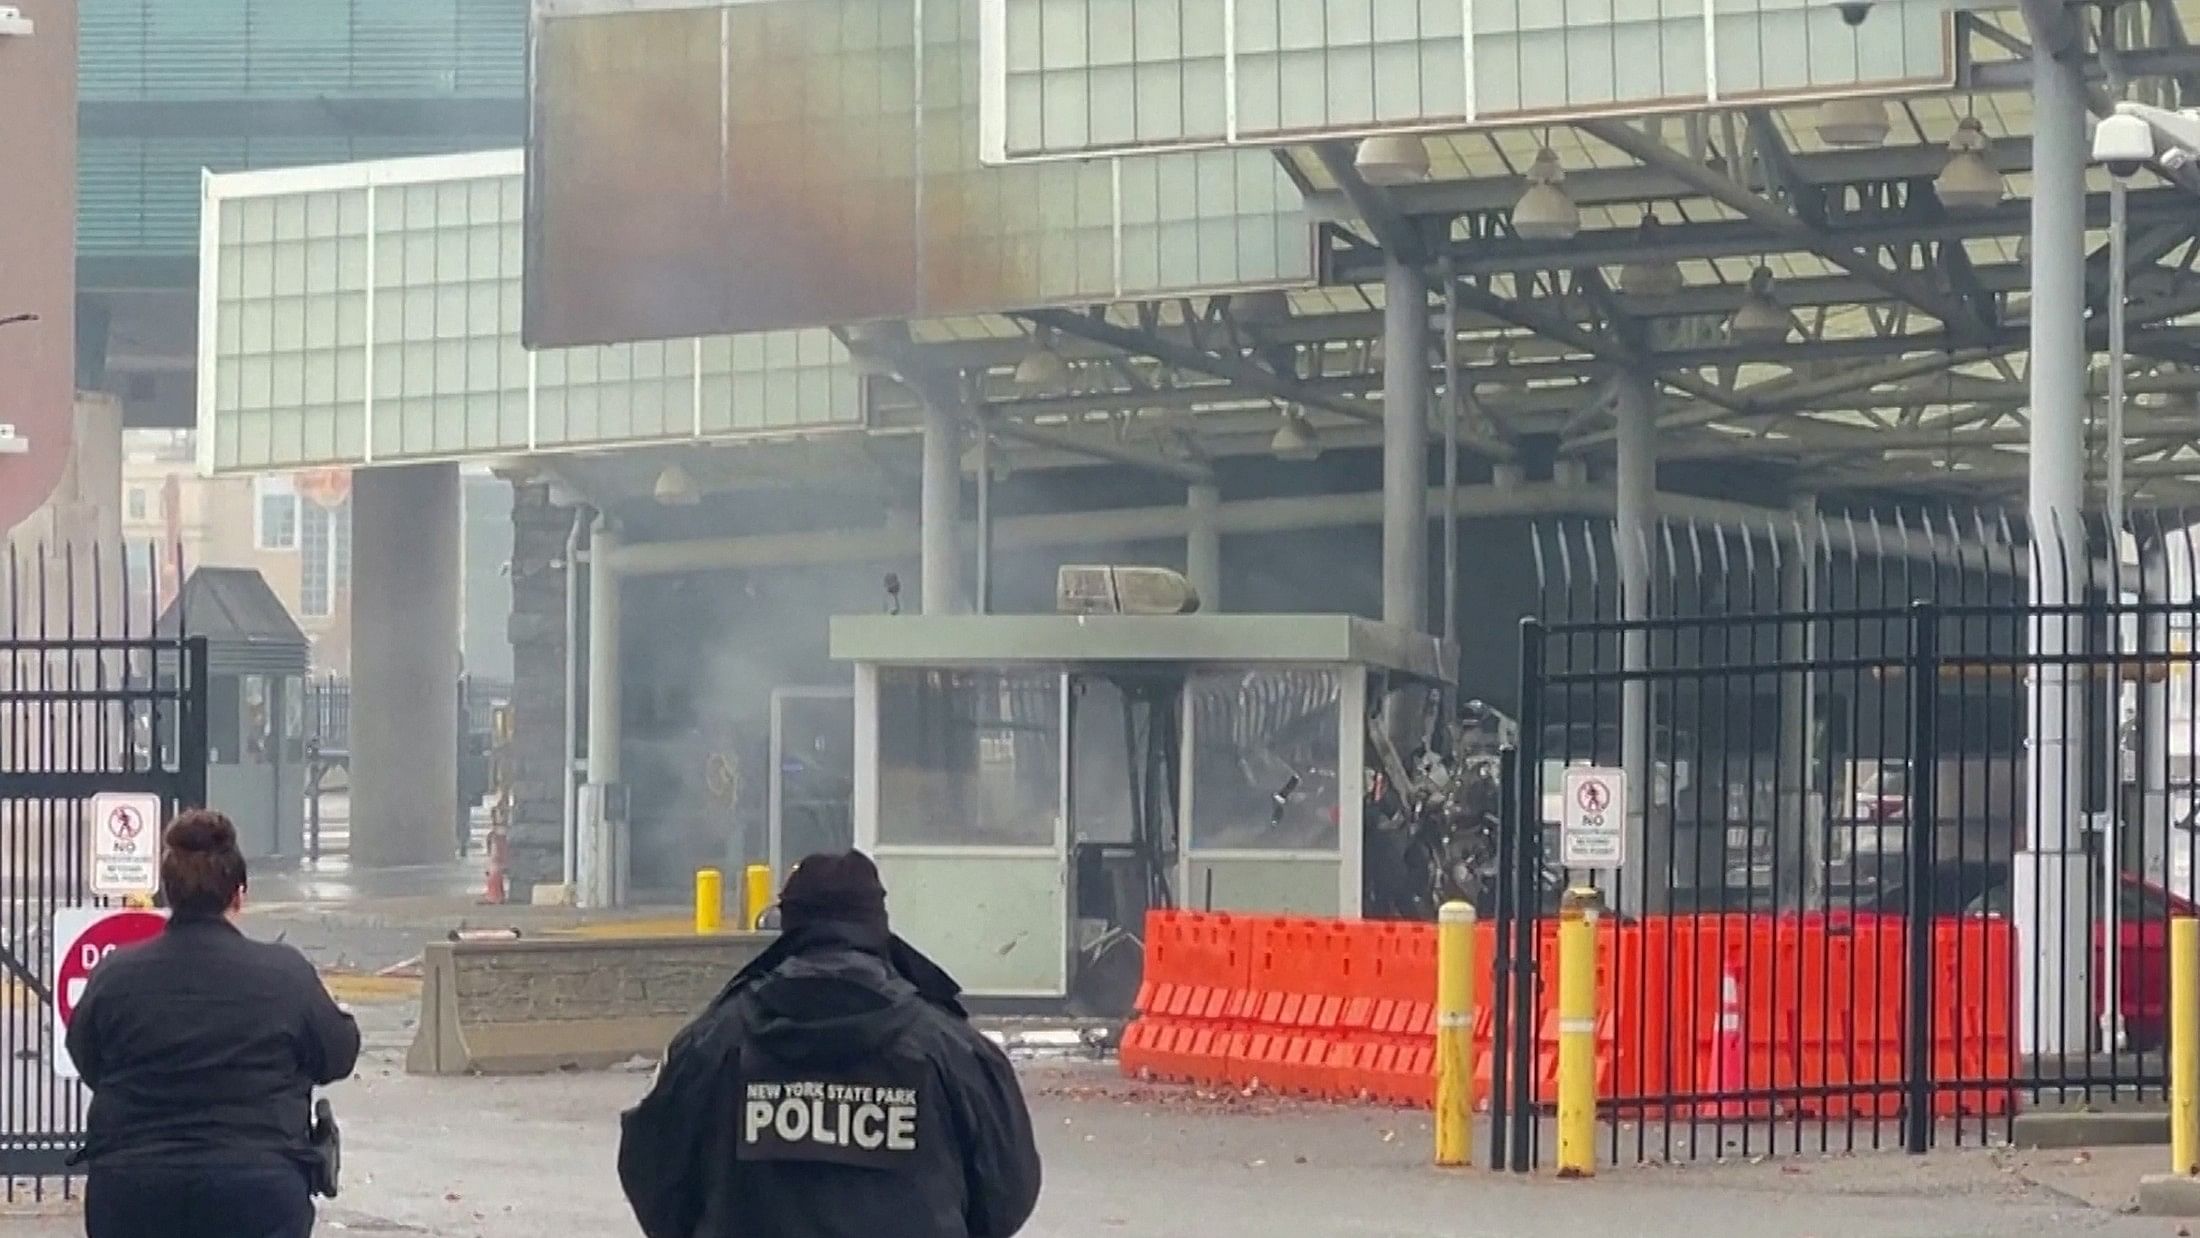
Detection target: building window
<box><xmin>255</xmin><ymin>475</ymin><xmax>298</xmax><ymax>551</ymax></box>
<box><xmin>126</xmin><ymin>487</ymin><xmax>149</xmax><ymax>522</ymax></box>
<box><xmin>300</xmin><ymin>498</ymin><xmax>352</xmax><ymax>619</ymax></box>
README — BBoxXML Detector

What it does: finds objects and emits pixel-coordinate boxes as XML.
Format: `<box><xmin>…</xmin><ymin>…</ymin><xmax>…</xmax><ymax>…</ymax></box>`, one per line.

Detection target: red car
<box><xmin>1966</xmin><ymin>872</ymin><xmax>2197</xmax><ymax>1051</ymax></box>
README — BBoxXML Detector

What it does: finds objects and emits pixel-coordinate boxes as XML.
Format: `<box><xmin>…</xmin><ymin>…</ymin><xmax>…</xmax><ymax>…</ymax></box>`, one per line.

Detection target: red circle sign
<box><xmin>54</xmin><ymin>910</ymin><xmax>166</xmax><ymax>1027</ymax></box>
<box><xmin>1576</xmin><ymin>779</ymin><xmax>1610</xmax><ymax>814</ymax></box>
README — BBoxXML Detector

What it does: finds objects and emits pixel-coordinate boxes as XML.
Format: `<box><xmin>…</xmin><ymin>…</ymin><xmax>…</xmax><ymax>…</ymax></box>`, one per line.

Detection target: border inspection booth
<box><xmin>159</xmin><ymin>568</ymin><xmax>310</xmax><ymax>863</ymax></box>
<box><xmin>831</xmin><ymin>612</ymin><xmax>1451</xmax><ymax>1006</ymax></box>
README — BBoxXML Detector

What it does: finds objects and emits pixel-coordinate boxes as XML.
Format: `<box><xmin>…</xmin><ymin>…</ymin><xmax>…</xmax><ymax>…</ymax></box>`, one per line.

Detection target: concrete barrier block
<box><xmin>2139</xmin><ymin>1173</ymin><xmax>2200</xmax><ymax>1216</ymax></box>
<box><xmin>407</xmin><ymin>932</ymin><xmax>774</xmax><ymax>1075</ymax></box>
<box><xmin>2011</xmin><ymin>1109</ymin><xmax>2170</xmax><ymax>1149</ymax></box>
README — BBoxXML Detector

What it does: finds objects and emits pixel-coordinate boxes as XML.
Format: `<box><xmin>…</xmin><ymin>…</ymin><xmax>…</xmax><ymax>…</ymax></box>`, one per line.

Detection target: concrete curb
<box><xmin>2011</xmin><ymin>1110</ymin><xmax>2168</xmax><ymax>1148</ymax></box>
<box><xmin>2138</xmin><ymin>1173</ymin><xmax>2200</xmax><ymax>1216</ymax></box>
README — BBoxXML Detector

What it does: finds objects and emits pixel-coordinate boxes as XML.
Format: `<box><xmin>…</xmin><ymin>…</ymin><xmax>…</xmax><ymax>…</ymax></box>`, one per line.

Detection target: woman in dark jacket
<box><xmin>65</xmin><ymin>809</ymin><xmax>360</xmax><ymax>1238</ymax></box>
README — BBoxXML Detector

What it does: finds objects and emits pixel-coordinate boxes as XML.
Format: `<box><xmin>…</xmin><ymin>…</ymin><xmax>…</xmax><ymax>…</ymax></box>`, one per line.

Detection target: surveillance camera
<box><xmin>1836</xmin><ymin>2</ymin><xmax>1873</xmax><ymax>26</ymax></box>
<box><xmin>2092</xmin><ymin>112</ymin><xmax>2157</xmax><ymax>180</ymax></box>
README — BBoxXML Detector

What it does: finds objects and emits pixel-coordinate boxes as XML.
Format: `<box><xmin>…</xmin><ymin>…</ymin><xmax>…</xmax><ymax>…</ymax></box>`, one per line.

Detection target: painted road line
<box><xmin>0</xmin><ymin>973</ymin><xmax>38</xmax><ymax>1011</ymax></box>
<box><xmin>321</xmin><ymin>971</ymin><xmax>423</xmax><ymax>1005</ymax></box>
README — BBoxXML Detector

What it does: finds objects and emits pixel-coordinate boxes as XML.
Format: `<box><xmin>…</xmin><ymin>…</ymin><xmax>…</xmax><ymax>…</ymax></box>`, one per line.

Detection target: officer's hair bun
<box><xmin>161</xmin><ymin>809</ymin><xmax>248</xmax><ymax>916</ymax></box>
<box><xmin>165</xmin><ymin>810</ymin><xmax>237</xmax><ymax>854</ymax></box>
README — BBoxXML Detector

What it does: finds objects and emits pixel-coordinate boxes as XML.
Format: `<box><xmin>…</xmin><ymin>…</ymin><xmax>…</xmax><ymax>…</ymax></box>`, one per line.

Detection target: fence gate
<box><xmin>2</xmin><ymin>545</ymin><xmax>207</xmax><ymax>1200</ymax></box>
<box><xmin>1488</xmin><ymin>514</ymin><xmax>2196</xmax><ymax>1169</ymax></box>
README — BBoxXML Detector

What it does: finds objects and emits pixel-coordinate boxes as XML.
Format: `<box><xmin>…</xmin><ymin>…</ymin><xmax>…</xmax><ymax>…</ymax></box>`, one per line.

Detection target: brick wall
<box><xmin>506</xmin><ymin>481</ymin><xmax>577</xmax><ymax>897</ymax></box>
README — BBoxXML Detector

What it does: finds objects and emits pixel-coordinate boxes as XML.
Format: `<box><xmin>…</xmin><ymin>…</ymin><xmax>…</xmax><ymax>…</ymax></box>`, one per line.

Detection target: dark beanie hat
<box><xmin>779</xmin><ymin>850</ymin><xmax>889</xmax><ymax>934</ymax></box>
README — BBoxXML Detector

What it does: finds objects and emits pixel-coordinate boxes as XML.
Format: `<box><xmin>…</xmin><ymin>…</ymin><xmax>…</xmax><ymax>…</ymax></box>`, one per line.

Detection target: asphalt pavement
<box><xmin>2</xmin><ymin>995</ymin><xmax>2185</xmax><ymax>1237</ymax></box>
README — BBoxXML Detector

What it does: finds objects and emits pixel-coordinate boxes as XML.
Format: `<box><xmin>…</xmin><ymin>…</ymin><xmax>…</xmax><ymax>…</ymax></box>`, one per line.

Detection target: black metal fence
<box><xmin>298</xmin><ymin>674</ymin><xmax>510</xmax><ymax>860</ymax></box>
<box><xmin>1</xmin><ymin>542</ymin><xmax>207</xmax><ymax>1200</ymax></box>
<box><xmin>1489</xmin><ymin>511</ymin><xmax>2200</xmax><ymax>1167</ymax></box>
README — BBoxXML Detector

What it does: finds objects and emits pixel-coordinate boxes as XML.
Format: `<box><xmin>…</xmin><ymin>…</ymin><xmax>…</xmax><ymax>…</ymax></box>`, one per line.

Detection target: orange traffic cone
<box><xmin>1703</xmin><ymin>966</ymin><xmax>1766</xmax><ymax>1118</ymax></box>
<box><xmin>481</xmin><ymin>827</ymin><xmax>508</xmax><ymax>906</ymax></box>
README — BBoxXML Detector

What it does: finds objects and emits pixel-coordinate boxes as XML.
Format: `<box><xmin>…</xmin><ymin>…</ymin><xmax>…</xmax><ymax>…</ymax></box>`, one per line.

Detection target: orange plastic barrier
<box><xmin>1122</xmin><ymin>909</ymin><xmax>2017</xmax><ymax>1119</ymax></box>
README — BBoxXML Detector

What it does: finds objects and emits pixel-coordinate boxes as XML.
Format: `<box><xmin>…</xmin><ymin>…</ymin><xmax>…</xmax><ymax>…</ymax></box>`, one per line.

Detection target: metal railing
<box><xmin>1</xmin><ymin>541</ymin><xmax>208</xmax><ymax>1200</ymax></box>
<box><xmin>1489</xmin><ymin>511</ymin><xmax>2200</xmax><ymax>1167</ymax></box>
<box><xmin>299</xmin><ymin>674</ymin><xmax>510</xmax><ymax>861</ymax></box>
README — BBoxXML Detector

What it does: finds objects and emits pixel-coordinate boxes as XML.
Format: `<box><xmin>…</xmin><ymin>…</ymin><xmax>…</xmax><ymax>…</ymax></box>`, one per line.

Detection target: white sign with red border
<box><xmin>51</xmin><ymin>906</ymin><xmax>168</xmax><ymax>1078</ymax></box>
<box><xmin>1560</xmin><ymin>767</ymin><xmax>1628</xmax><ymax>870</ymax></box>
<box><xmin>88</xmin><ymin>791</ymin><xmax>162</xmax><ymax>899</ymax></box>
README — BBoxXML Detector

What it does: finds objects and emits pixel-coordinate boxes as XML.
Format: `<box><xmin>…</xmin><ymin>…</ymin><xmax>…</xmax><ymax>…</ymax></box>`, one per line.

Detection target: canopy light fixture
<box><xmin>1727</xmin><ymin>265</ymin><xmax>1795</xmax><ymax>343</ymax></box>
<box><xmin>1815</xmin><ymin>96</ymin><xmax>1891</xmax><ymax>148</ymax></box>
<box><xmin>1269</xmin><ymin>407</ymin><xmax>1321</xmax><ymax>462</ymax></box>
<box><xmin>1935</xmin><ymin>117</ymin><xmax>2007</xmax><ymax>212</ymax></box>
<box><xmin>1511</xmin><ymin>148</ymin><xmax>1580</xmax><ymax>242</ymax></box>
<box><xmin>1354</xmin><ymin>134</ymin><xmax>1431</xmax><ymax>187</ymax></box>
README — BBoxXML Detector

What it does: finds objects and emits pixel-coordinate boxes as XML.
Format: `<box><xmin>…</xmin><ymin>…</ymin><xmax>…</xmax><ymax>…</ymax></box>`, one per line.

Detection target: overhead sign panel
<box><xmin>526</xmin><ymin>0</ymin><xmax>1313</xmax><ymax>350</ymax></box>
<box><xmin>983</xmin><ymin>0</ymin><xmax>1958</xmax><ymax>163</ymax></box>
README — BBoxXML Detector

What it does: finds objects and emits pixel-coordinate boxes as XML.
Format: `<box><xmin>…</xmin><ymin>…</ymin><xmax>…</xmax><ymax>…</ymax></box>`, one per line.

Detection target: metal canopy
<box><xmin>829</xmin><ymin>613</ymin><xmax>1451</xmax><ymax>682</ymax></box>
<box><xmin>848</xmin><ymin>1</ymin><xmax>2200</xmax><ymax>509</ymax></box>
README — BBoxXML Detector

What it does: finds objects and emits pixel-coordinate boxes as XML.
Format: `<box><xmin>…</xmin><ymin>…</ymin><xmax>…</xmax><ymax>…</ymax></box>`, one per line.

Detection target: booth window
<box><xmin>208</xmin><ymin>676</ymin><xmax>242</xmax><ymax>765</ymax></box>
<box><xmin>877</xmin><ymin>669</ymin><xmax>1060</xmax><ymax>847</ymax></box>
<box><xmin>242</xmin><ymin>675</ymin><xmax>273</xmax><ymax>763</ymax></box>
<box><xmin>1188</xmin><ymin>669</ymin><xmax>1342</xmax><ymax>851</ymax></box>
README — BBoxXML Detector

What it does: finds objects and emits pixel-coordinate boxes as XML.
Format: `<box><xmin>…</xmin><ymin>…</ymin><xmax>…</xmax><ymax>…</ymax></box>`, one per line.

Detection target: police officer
<box><xmin>65</xmin><ymin>809</ymin><xmax>360</xmax><ymax>1238</ymax></box>
<box><xmin>619</xmin><ymin>850</ymin><xmax>1042</xmax><ymax>1238</ymax></box>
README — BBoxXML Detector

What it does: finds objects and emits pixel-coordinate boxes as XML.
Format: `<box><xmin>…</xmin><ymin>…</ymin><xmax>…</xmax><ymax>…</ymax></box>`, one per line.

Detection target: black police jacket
<box><xmin>64</xmin><ymin>914</ymin><xmax>361</xmax><ymax>1171</ymax></box>
<box><xmin>618</xmin><ymin>923</ymin><xmax>1042</xmax><ymax>1238</ymax></box>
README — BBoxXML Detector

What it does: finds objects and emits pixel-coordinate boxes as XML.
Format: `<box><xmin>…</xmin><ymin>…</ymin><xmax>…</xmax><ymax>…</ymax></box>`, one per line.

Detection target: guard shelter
<box><xmin>831</xmin><ymin>613</ymin><xmax>1451</xmax><ymax>1002</ymax></box>
<box><xmin>158</xmin><ymin>568</ymin><xmax>311</xmax><ymax>863</ymax></box>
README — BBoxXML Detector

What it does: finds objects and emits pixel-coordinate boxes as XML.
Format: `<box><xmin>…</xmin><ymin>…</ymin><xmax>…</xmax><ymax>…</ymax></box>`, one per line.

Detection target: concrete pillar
<box><xmin>1187</xmin><ymin>482</ymin><xmax>1222</xmax><ymax>612</ymax></box>
<box><xmin>580</xmin><ymin>514</ymin><xmax>626</xmax><ymax>907</ymax></box>
<box><xmin>2019</xmin><ymin>32</ymin><xmax>2093</xmax><ymax>1057</ymax></box>
<box><xmin>921</xmin><ymin>394</ymin><xmax>962</xmax><ymax>615</ymax></box>
<box><xmin>1614</xmin><ymin>373</ymin><xmax>1658</xmax><ymax>915</ymax></box>
<box><xmin>1781</xmin><ymin>496</ymin><xmax>1822</xmax><ymax>909</ymax></box>
<box><xmin>2139</xmin><ymin>535</ymin><xmax>2175</xmax><ymax>896</ymax></box>
<box><xmin>974</xmin><ymin>430</ymin><xmax>994</xmax><ymax>615</ymax></box>
<box><xmin>349</xmin><ymin>463</ymin><xmax>462</xmax><ymax>868</ymax></box>
<box><xmin>1383</xmin><ymin>259</ymin><xmax>1429</xmax><ymax>633</ymax></box>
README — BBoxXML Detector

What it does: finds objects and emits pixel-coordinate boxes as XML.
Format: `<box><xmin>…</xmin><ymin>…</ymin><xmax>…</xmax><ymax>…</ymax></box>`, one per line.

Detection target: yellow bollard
<box><xmin>1435</xmin><ymin>900</ymin><xmax>1478</xmax><ymax>1168</ymax></box>
<box><xmin>2174</xmin><ymin>916</ymin><xmax>2199</xmax><ymax>1175</ymax></box>
<box><xmin>1555</xmin><ymin>886</ymin><xmax>1602</xmax><ymax>1179</ymax></box>
<box><xmin>694</xmin><ymin>868</ymin><xmax>724</xmax><ymax>935</ymax></box>
<box><xmin>744</xmin><ymin>863</ymin><xmax>774</xmax><ymax>930</ymax></box>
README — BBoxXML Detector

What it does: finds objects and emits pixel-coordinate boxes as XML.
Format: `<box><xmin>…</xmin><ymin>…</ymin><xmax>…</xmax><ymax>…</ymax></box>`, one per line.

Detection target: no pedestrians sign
<box><xmin>89</xmin><ymin>791</ymin><xmax>163</xmax><ymax>899</ymax></box>
<box><xmin>1560</xmin><ymin>767</ymin><xmax>1627</xmax><ymax>870</ymax></box>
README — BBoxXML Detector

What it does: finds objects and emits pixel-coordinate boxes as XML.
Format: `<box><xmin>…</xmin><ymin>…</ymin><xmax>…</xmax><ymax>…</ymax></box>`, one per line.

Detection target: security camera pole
<box><xmin>2102</xmin><ymin>132</ymin><xmax>2133</xmax><ymax>1055</ymax></box>
<box><xmin>2089</xmin><ymin>98</ymin><xmax>2200</xmax><ymax>1050</ymax></box>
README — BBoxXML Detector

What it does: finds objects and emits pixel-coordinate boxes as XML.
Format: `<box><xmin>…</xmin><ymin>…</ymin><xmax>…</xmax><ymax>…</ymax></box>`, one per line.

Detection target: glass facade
<box><xmin>203</xmin><ymin>153</ymin><xmax>863</xmax><ymax>472</ymax></box>
<box><xmin>992</xmin><ymin>0</ymin><xmax>1956</xmax><ymax>161</ymax></box>
<box><xmin>80</xmin><ymin>0</ymin><xmax>525</xmax><ymax>268</ymax></box>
